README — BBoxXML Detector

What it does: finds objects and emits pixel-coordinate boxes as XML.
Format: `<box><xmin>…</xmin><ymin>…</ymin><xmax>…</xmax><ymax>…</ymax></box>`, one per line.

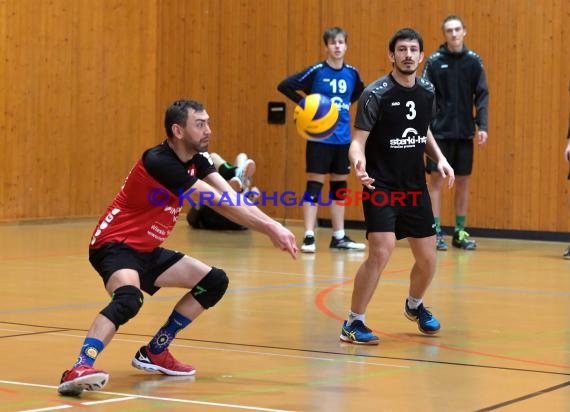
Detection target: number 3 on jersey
<box><xmin>406</xmin><ymin>101</ymin><xmax>416</xmax><ymax>120</ymax></box>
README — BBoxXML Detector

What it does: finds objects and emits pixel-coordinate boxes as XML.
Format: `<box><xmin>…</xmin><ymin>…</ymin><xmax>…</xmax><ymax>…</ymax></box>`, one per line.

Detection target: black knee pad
<box><xmin>303</xmin><ymin>181</ymin><xmax>323</xmax><ymax>203</ymax></box>
<box><xmin>330</xmin><ymin>180</ymin><xmax>347</xmax><ymax>200</ymax></box>
<box><xmin>191</xmin><ymin>267</ymin><xmax>229</xmax><ymax>309</ymax></box>
<box><xmin>100</xmin><ymin>285</ymin><xmax>144</xmax><ymax>330</ymax></box>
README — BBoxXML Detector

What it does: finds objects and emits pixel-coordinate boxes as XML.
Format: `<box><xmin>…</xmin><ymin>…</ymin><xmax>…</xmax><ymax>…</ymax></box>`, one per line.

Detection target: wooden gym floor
<box><xmin>0</xmin><ymin>219</ymin><xmax>569</xmax><ymax>411</ymax></box>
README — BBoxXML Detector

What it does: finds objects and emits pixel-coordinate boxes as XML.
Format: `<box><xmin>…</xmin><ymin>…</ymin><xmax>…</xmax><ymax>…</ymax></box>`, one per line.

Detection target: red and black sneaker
<box><xmin>58</xmin><ymin>365</ymin><xmax>109</xmax><ymax>396</ymax></box>
<box><xmin>132</xmin><ymin>346</ymin><xmax>196</xmax><ymax>376</ymax></box>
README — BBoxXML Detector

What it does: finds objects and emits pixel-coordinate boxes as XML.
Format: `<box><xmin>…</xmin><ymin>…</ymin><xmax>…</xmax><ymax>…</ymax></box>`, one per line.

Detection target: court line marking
<box><xmin>17</xmin><ymin>396</ymin><xmax>137</xmax><ymax>411</ymax></box>
<box><xmin>81</xmin><ymin>396</ymin><xmax>138</xmax><ymax>405</ymax></box>
<box><xmin>17</xmin><ymin>406</ymin><xmax>71</xmax><ymax>412</ymax></box>
<box><xmin>474</xmin><ymin>380</ymin><xmax>570</xmax><ymax>411</ymax></box>
<box><xmin>2</xmin><ymin>380</ymin><xmax>294</xmax><ymax>411</ymax></box>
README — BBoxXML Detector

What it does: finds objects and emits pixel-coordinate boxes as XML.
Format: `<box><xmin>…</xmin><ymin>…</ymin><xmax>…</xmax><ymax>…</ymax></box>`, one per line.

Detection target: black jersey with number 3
<box><xmin>355</xmin><ymin>74</ymin><xmax>435</xmax><ymax>191</ymax></box>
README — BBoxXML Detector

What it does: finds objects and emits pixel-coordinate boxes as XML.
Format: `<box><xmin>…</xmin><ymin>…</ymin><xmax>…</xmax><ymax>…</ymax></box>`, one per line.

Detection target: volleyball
<box><xmin>293</xmin><ymin>94</ymin><xmax>339</xmax><ymax>140</ymax></box>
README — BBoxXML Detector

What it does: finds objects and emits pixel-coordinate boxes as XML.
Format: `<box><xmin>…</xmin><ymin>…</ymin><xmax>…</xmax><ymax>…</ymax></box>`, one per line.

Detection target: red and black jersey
<box><xmin>89</xmin><ymin>141</ymin><xmax>216</xmax><ymax>252</ymax></box>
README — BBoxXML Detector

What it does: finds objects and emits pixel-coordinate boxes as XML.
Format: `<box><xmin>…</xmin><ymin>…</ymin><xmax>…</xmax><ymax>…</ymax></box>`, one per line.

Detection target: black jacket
<box><xmin>422</xmin><ymin>44</ymin><xmax>489</xmax><ymax>139</ymax></box>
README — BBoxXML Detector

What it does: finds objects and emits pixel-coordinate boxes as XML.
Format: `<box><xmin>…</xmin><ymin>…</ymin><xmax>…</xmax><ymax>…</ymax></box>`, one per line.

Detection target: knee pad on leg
<box><xmin>330</xmin><ymin>180</ymin><xmax>347</xmax><ymax>200</ymax></box>
<box><xmin>100</xmin><ymin>285</ymin><xmax>144</xmax><ymax>330</ymax></box>
<box><xmin>191</xmin><ymin>267</ymin><xmax>229</xmax><ymax>309</ymax></box>
<box><xmin>303</xmin><ymin>181</ymin><xmax>323</xmax><ymax>203</ymax></box>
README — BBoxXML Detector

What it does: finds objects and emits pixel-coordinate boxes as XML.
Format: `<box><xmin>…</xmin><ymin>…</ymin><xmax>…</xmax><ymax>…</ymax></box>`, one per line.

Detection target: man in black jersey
<box><xmin>339</xmin><ymin>28</ymin><xmax>455</xmax><ymax>345</ymax></box>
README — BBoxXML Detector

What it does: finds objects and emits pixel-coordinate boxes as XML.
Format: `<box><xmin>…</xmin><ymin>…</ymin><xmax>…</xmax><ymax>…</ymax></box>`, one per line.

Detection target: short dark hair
<box><xmin>442</xmin><ymin>15</ymin><xmax>465</xmax><ymax>30</ymax></box>
<box><xmin>164</xmin><ymin>99</ymin><xmax>204</xmax><ymax>138</ymax></box>
<box><xmin>388</xmin><ymin>28</ymin><xmax>423</xmax><ymax>53</ymax></box>
<box><xmin>323</xmin><ymin>27</ymin><xmax>347</xmax><ymax>45</ymax></box>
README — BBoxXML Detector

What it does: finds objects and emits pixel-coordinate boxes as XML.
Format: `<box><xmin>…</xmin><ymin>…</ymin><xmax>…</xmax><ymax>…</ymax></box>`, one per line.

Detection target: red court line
<box><xmin>315</xmin><ymin>269</ymin><xmax>570</xmax><ymax>370</ymax></box>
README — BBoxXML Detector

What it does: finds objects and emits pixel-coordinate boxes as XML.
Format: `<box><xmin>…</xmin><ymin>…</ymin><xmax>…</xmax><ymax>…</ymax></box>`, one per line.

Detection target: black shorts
<box><xmin>89</xmin><ymin>242</ymin><xmax>185</xmax><ymax>295</ymax></box>
<box><xmin>362</xmin><ymin>188</ymin><xmax>436</xmax><ymax>240</ymax></box>
<box><xmin>306</xmin><ymin>141</ymin><xmax>350</xmax><ymax>175</ymax></box>
<box><xmin>426</xmin><ymin>139</ymin><xmax>474</xmax><ymax>176</ymax></box>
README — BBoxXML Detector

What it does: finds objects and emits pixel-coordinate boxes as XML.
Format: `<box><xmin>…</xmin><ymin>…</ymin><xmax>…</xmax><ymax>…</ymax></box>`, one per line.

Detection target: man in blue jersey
<box><xmin>278</xmin><ymin>27</ymin><xmax>366</xmax><ymax>253</ymax></box>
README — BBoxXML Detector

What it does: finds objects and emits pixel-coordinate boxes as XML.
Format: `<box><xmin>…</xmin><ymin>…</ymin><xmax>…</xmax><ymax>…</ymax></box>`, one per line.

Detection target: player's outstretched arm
<box><xmin>184</xmin><ymin>180</ymin><xmax>298</xmax><ymax>258</ymax></box>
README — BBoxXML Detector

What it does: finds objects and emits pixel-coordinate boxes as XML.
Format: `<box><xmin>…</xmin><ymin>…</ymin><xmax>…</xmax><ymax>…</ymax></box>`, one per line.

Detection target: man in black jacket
<box><xmin>422</xmin><ymin>15</ymin><xmax>489</xmax><ymax>251</ymax></box>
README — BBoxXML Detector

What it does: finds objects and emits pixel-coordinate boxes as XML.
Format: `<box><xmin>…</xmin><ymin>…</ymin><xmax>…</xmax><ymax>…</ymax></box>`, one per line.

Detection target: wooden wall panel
<box><xmin>155</xmin><ymin>0</ymin><xmax>221</xmax><ymax>138</ymax></box>
<box><xmin>0</xmin><ymin>0</ymin><xmax>157</xmax><ymax>221</ymax></box>
<box><xmin>0</xmin><ymin>0</ymin><xmax>568</xmax><ymax>234</ymax></box>
<box><xmin>212</xmin><ymin>0</ymin><xmax>291</xmax><ymax>219</ymax></box>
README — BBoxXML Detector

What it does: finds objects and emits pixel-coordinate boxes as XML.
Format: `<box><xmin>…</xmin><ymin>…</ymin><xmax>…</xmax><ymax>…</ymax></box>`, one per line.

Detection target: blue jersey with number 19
<box><xmin>277</xmin><ymin>61</ymin><xmax>364</xmax><ymax>145</ymax></box>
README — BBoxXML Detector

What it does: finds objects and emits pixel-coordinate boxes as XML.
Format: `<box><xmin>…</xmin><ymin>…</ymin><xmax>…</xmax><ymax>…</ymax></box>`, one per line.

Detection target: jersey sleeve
<box><xmin>193</xmin><ymin>152</ymin><xmax>218</xmax><ymax>179</ymax></box>
<box><xmin>350</xmin><ymin>70</ymin><xmax>366</xmax><ymax>103</ymax></box>
<box><xmin>143</xmin><ymin>149</ymin><xmax>197</xmax><ymax>195</ymax></box>
<box><xmin>354</xmin><ymin>88</ymin><xmax>382</xmax><ymax>131</ymax></box>
<box><xmin>277</xmin><ymin>65</ymin><xmax>318</xmax><ymax>103</ymax></box>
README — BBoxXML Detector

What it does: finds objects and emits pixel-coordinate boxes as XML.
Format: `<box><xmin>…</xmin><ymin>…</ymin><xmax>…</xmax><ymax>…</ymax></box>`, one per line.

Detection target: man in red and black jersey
<box><xmin>58</xmin><ymin>100</ymin><xmax>297</xmax><ymax>397</ymax></box>
<box><xmin>339</xmin><ymin>29</ymin><xmax>454</xmax><ymax>345</ymax></box>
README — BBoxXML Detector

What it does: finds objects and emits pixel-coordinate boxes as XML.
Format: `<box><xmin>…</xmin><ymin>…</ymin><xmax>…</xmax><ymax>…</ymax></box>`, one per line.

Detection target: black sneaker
<box><xmin>564</xmin><ymin>246</ymin><xmax>570</xmax><ymax>259</ymax></box>
<box><xmin>329</xmin><ymin>235</ymin><xmax>366</xmax><ymax>250</ymax></box>
<box><xmin>301</xmin><ymin>235</ymin><xmax>316</xmax><ymax>253</ymax></box>
<box><xmin>452</xmin><ymin>229</ymin><xmax>476</xmax><ymax>250</ymax></box>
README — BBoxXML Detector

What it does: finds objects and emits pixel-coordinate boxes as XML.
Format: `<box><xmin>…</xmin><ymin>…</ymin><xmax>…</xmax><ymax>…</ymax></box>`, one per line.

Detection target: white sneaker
<box><xmin>235</xmin><ymin>153</ymin><xmax>248</xmax><ymax>168</ymax></box>
<box><xmin>235</xmin><ymin>159</ymin><xmax>256</xmax><ymax>189</ymax></box>
<box><xmin>301</xmin><ymin>235</ymin><xmax>316</xmax><ymax>253</ymax></box>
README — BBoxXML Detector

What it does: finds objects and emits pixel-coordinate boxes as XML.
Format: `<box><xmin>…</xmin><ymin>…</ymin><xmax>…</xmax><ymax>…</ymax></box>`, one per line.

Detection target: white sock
<box><xmin>333</xmin><ymin>230</ymin><xmax>345</xmax><ymax>240</ymax></box>
<box><xmin>304</xmin><ymin>230</ymin><xmax>315</xmax><ymax>238</ymax></box>
<box><xmin>347</xmin><ymin>311</ymin><xmax>364</xmax><ymax>326</ymax></box>
<box><xmin>407</xmin><ymin>296</ymin><xmax>422</xmax><ymax>309</ymax></box>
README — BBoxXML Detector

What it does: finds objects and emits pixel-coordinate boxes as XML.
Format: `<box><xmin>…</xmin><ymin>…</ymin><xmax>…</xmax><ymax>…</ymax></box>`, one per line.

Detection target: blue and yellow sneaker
<box><xmin>452</xmin><ymin>229</ymin><xmax>476</xmax><ymax>250</ymax></box>
<box><xmin>340</xmin><ymin>320</ymin><xmax>379</xmax><ymax>345</ymax></box>
<box><xmin>404</xmin><ymin>301</ymin><xmax>441</xmax><ymax>335</ymax></box>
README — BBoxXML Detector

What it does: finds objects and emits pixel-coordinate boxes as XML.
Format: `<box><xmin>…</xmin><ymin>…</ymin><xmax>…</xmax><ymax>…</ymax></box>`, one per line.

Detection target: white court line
<box><xmin>17</xmin><ymin>406</ymin><xmax>71</xmax><ymax>412</ymax></box>
<box><xmin>81</xmin><ymin>396</ymin><xmax>138</xmax><ymax>405</ymax></box>
<box><xmin>2</xmin><ymin>380</ymin><xmax>294</xmax><ymax>412</ymax></box>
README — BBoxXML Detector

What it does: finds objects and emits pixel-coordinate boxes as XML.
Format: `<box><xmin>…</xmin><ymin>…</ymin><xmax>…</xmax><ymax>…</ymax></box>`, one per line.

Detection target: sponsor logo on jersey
<box><xmin>331</xmin><ymin>96</ymin><xmax>350</xmax><ymax>111</ymax></box>
<box><xmin>389</xmin><ymin>127</ymin><xmax>427</xmax><ymax>149</ymax></box>
<box><xmin>391</xmin><ymin>101</ymin><xmax>401</xmax><ymax>106</ymax></box>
